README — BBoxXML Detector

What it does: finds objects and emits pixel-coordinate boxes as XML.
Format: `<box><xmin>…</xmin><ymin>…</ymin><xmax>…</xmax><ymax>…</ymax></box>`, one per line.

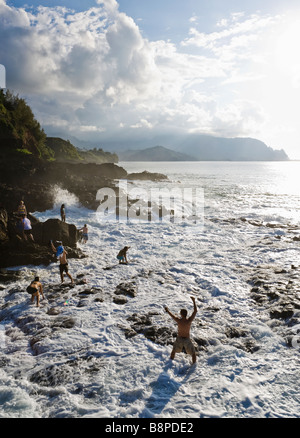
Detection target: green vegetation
<box><xmin>77</xmin><ymin>147</ymin><xmax>118</xmax><ymax>164</ymax></box>
<box><xmin>46</xmin><ymin>137</ymin><xmax>118</xmax><ymax>163</ymax></box>
<box><xmin>0</xmin><ymin>89</ymin><xmax>118</xmax><ymax>164</ymax></box>
<box><xmin>45</xmin><ymin>137</ymin><xmax>83</xmax><ymax>162</ymax></box>
<box><xmin>0</xmin><ymin>89</ymin><xmax>54</xmax><ymax>160</ymax></box>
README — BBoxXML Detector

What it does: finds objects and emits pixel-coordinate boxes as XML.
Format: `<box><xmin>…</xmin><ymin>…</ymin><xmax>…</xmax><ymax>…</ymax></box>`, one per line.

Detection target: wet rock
<box><xmin>126</xmin><ymin>170</ymin><xmax>168</xmax><ymax>181</ymax></box>
<box><xmin>79</xmin><ymin>287</ymin><xmax>101</xmax><ymax>295</ymax></box>
<box><xmin>113</xmin><ymin>296</ymin><xmax>128</xmax><ymax>305</ymax></box>
<box><xmin>52</xmin><ymin>317</ymin><xmax>76</xmax><ymax>329</ymax></box>
<box><xmin>0</xmin><ymin>210</ymin><xmax>85</xmax><ymax>268</ymax></box>
<box><xmin>29</xmin><ymin>353</ymin><xmax>106</xmax><ymax>387</ymax></box>
<box><xmin>115</xmin><ymin>281</ymin><xmax>137</xmax><ymax>298</ymax></box>
<box><xmin>270</xmin><ymin>307</ymin><xmax>294</xmax><ymax>320</ymax></box>
<box><xmin>123</xmin><ymin>312</ymin><xmax>176</xmax><ymax>346</ymax></box>
<box><xmin>225</xmin><ymin>326</ymin><xmax>248</xmax><ymax>338</ymax></box>
<box><xmin>0</xmin><ymin>269</ymin><xmax>23</xmax><ymax>283</ymax></box>
<box><xmin>248</xmin><ymin>264</ymin><xmax>300</xmax><ymax>344</ymax></box>
<box><xmin>32</xmin><ymin>218</ymin><xmax>79</xmax><ymax>247</ymax></box>
<box><xmin>194</xmin><ymin>337</ymin><xmax>208</xmax><ymax>351</ymax></box>
<box><xmin>47</xmin><ymin>307</ymin><xmax>61</xmax><ymax>316</ymax></box>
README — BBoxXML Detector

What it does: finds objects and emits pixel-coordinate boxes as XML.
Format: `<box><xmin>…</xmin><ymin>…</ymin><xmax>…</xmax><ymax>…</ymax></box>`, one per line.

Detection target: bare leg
<box><xmin>66</xmin><ymin>272</ymin><xmax>74</xmax><ymax>284</ymax></box>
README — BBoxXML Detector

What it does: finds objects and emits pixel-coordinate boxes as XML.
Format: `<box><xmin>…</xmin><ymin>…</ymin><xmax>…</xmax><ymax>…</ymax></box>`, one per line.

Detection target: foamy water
<box><xmin>0</xmin><ymin>161</ymin><xmax>299</xmax><ymax>418</ymax></box>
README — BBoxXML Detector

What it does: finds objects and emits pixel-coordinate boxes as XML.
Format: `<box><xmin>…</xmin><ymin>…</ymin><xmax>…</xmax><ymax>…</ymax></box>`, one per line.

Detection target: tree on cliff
<box><xmin>0</xmin><ymin>89</ymin><xmax>54</xmax><ymax>160</ymax></box>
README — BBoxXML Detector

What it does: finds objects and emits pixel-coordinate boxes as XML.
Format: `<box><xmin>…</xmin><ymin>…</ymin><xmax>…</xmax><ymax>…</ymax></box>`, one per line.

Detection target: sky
<box><xmin>1</xmin><ymin>0</ymin><xmax>300</xmax><ymax>158</ymax></box>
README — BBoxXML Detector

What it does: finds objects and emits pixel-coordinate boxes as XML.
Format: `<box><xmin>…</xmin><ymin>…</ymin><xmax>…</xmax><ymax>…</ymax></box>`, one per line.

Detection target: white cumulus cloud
<box><xmin>0</xmin><ymin>0</ymin><xmax>295</xmax><ymax>154</ymax></box>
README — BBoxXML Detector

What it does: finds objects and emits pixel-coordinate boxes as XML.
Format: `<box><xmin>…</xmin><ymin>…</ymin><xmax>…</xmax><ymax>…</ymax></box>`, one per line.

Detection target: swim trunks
<box><xmin>59</xmin><ymin>263</ymin><xmax>69</xmax><ymax>274</ymax></box>
<box><xmin>173</xmin><ymin>336</ymin><xmax>196</xmax><ymax>355</ymax></box>
<box><xmin>82</xmin><ymin>233</ymin><xmax>88</xmax><ymax>240</ymax></box>
<box><xmin>26</xmin><ymin>286</ymin><xmax>38</xmax><ymax>295</ymax></box>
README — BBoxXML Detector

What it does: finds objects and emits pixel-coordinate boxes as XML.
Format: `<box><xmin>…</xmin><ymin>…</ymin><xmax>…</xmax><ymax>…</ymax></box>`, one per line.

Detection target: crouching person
<box><xmin>26</xmin><ymin>276</ymin><xmax>44</xmax><ymax>307</ymax></box>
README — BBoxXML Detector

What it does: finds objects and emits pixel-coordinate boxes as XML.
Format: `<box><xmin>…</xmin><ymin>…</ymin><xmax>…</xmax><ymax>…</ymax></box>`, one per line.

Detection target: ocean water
<box><xmin>0</xmin><ymin>161</ymin><xmax>300</xmax><ymax>418</ymax></box>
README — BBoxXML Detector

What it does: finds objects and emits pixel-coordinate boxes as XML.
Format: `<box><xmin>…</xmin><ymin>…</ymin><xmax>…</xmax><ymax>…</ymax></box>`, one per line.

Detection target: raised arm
<box><xmin>50</xmin><ymin>240</ymin><xmax>56</xmax><ymax>253</ymax></box>
<box><xmin>189</xmin><ymin>296</ymin><xmax>197</xmax><ymax>321</ymax></box>
<box><xmin>165</xmin><ymin>306</ymin><xmax>180</xmax><ymax>322</ymax></box>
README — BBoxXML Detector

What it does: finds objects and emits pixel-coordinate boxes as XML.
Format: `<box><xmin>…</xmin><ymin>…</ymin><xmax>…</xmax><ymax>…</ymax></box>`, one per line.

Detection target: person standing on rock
<box><xmin>165</xmin><ymin>296</ymin><xmax>197</xmax><ymax>364</ymax></box>
<box><xmin>17</xmin><ymin>200</ymin><xmax>27</xmax><ymax>216</ymax></box>
<box><xmin>50</xmin><ymin>240</ymin><xmax>74</xmax><ymax>284</ymax></box>
<box><xmin>60</xmin><ymin>204</ymin><xmax>66</xmax><ymax>222</ymax></box>
<box><xmin>21</xmin><ymin>214</ymin><xmax>34</xmax><ymax>241</ymax></box>
<box><xmin>26</xmin><ymin>276</ymin><xmax>44</xmax><ymax>307</ymax></box>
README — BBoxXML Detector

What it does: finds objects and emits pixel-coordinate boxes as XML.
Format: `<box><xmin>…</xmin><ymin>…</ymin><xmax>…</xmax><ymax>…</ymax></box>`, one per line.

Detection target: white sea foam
<box><xmin>0</xmin><ymin>161</ymin><xmax>300</xmax><ymax>418</ymax></box>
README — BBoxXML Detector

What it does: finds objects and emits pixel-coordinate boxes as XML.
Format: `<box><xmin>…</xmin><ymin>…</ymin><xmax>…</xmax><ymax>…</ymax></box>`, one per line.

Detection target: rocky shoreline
<box><xmin>1</xmin><ymin>215</ymin><xmax>300</xmax><ymax>356</ymax></box>
<box><xmin>0</xmin><ymin>157</ymin><xmax>168</xmax><ymax>269</ymax></box>
<box><xmin>0</xmin><ymin>156</ymin><xmax>168</xmax><ymax>213</ymax></box>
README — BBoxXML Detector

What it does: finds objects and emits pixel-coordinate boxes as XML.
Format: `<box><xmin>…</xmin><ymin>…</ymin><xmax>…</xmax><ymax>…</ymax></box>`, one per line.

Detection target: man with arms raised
<box><xmin>165</xmin><ymin>296</ymin><xmax>197</xmax><ymax>364</ymax></box>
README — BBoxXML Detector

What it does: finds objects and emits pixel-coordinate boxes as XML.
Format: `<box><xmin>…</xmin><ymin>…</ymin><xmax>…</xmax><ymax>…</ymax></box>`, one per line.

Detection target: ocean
<box><xmin>0</xmin><ymin>161</ymin><xmax>299</xmax><ymax>419</ymax></box>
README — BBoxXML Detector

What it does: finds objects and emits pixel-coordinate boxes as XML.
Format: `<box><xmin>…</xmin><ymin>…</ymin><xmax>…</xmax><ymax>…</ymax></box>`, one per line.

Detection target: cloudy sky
<box><xmin>1</xmin><ymin>0</ymin><xmax>300</xmax><ymax>158</ymax></box>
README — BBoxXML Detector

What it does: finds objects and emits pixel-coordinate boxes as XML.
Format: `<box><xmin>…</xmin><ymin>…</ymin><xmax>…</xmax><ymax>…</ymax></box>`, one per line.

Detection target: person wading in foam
<box><xmin>26</xmin><ymin>276</ymin><xmax>45</xmax><ymax>307</ymax></box>
<box><xmin>165</xmin><ymin>296</ymin><xmax>197</xmax><ymax>364</ymax></box>
<box><xmin>50</xmin><ymin>241</ymin><xmax>74</xmax><ymax>284</ymax></box>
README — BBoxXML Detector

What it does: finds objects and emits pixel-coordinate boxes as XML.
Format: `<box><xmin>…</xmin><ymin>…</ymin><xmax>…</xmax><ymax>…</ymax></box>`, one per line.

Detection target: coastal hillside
<box><xmin>46</xmin><ymin>137</ymin><xmax>118</xmax><ymax>164</ymax></box>
<box><xmin>0</xmin><ymin>89</ymin><xmax>54</xmax><ymax>160</ymax></box>
<box><xmin>0</xmin><ymin>89</ymin><xmax>167</xmax><ymax>213</ymax></box>
<box><xmin>0</xmin><ymin>89</ymin><xmax>118</xmax><ymax>165</ymax></box>
<box><xmin>118</xmin><ymin>145</ymin><xmax>195</xmax><ymax>161</ymax></box>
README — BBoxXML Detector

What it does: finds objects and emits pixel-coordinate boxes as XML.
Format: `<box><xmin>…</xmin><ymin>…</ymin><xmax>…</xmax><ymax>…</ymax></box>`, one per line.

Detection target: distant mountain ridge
<box><xmin>115</xmin><ymin>137</ymin><xmax>289</xmax><ymax>162</ymax></box>
<box><xmin>172</xmin><ymin>135</ymin><xmax>289</xmax><ymax>161</ymax></box>
<box><xmin>118</xmin><ymin>145</ymin><xmax>195</xmax><ymax>161</ymax></box>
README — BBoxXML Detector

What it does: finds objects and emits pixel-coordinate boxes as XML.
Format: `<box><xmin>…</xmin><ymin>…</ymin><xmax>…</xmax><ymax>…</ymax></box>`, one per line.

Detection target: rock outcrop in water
<box><xmin>0</xmin><ymin>147</ymin><xmax>168</xmax><ymax>268</ymax></box>
<box><xmin>0</xmin><ymin>155</ymin><xmax>168</xmax><ymax>213</ymax></box>
<box><xmin>0</xmin><ymin>209</ymin><xmax>85</xmax><ymax>268</ymax></box>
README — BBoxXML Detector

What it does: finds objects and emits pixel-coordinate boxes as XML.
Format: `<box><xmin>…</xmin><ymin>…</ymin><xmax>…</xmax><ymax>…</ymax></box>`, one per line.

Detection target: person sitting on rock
<box><xmin>50</xmin><ymin>240</ymin><xmax>74</xmax><ymax>284</ymax></box>
<box><xmin>117</xmin><ymin>246</ymin><xmax>130</xmax><ymax>264</ymax></box>
<box><xmin>21</xmin><ymin>214</ymin><xmax>34</xmax><ymax>241</ymax></box>
<box><xmin>165</xmin><ymin>296</ymin><xmax>197</xmax><ymax>364</ymax></box>
<box><xmin>26</xmin><ymin>276</ymin><xmax>44</xmax><ymax>307</ymax></box>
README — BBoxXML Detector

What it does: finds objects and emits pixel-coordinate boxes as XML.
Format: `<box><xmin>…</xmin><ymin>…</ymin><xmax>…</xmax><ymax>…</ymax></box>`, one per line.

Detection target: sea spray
<box><xmin>1</xmin><ymin>161</ymin><xmax>300</xmax><ymax>418</ymax></box>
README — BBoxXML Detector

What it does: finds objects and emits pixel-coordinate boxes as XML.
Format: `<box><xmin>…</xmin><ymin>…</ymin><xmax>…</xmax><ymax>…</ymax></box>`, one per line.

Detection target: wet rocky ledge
<box><xmin>1</xmin><ymin>259</ymin><xmax>299</xmax><ymax>391</ymax></box>
<box><xmin>0</xmin><ymin>209</ymin><xmax>85</xmax><ymax>269</ymax></box>
<box><xmin>248</xmin><ymin>263</ymin><xmax>300</xmax><ymax>347</ymax></box>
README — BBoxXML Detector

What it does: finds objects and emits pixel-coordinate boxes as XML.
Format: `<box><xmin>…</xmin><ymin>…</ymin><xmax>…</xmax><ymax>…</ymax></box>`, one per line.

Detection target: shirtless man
<box><xmin>117</xmin><ymin>246</ymin><xmax>130</xmax><ymax>264</ymax></box>
<box><xmin>51</xmin><ymin>241</ymin><xmax>74</xmax><ymax>284</ymax></box>
<box><xmin>165</xmin><ymin>296</ymin><xmax>197</xmax><ymax>364</ymax></box>
<box><xmin>26</xmin><ymin>276</ymin><xmax>44</xmax><ymax>307</ymax></box>
<box><xmin>79</xmin><ymin>224</ymin><xmax>88</xmax><ymax>243</ymax></box>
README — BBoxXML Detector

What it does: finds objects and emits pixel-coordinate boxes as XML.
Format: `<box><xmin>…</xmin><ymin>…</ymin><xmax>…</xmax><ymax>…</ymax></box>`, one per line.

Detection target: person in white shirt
<box><xmin>21</xmin><ymin>214</ymin><xmax>34</xmax><ymax>241</ymax></box>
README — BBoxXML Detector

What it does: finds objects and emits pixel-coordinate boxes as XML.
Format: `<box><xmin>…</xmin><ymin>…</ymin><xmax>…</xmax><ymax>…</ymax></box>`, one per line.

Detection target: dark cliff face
<box><xmin>0</xmin><ymin>149</ymin><xmax>168</xmax><ymax>214</ymax></box>
<box><xmin>0</xmin><ymin>154</ymin><xmax>128</xmax><ymax>213</ymax></box>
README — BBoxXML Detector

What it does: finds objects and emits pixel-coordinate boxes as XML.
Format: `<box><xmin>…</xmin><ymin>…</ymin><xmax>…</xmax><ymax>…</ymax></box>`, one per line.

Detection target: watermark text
<box><xmin>96</xmin><ymin>181</ymin><xmax>204</xmax><ymax>225</ymax></box>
